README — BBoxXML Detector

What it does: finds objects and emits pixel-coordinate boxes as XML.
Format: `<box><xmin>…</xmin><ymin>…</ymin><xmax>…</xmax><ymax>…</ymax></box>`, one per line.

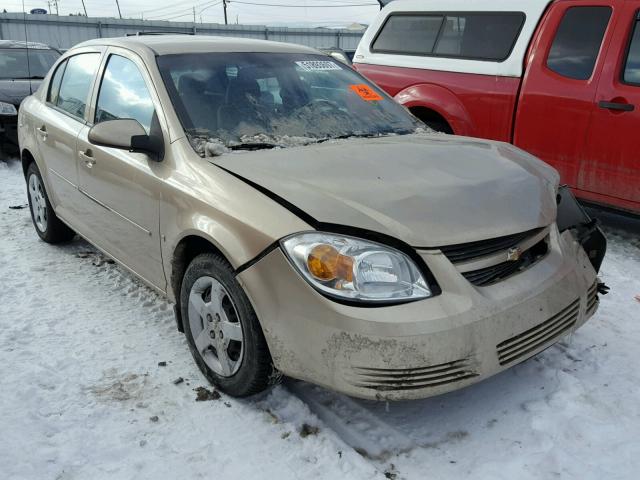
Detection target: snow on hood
<box><xmin>211</xmin><ymin>134</ymin><xmax>560</xmax><ymax>247</ymax></box>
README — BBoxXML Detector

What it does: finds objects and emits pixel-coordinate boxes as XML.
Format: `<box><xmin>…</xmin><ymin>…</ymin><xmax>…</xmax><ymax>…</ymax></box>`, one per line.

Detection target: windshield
<box><xmin>0</xmin><ymin>48</ymin><xmax>60</xmax><ymax>79</ymax></box>
<box><xmin>157</xmin><ymin>52</ymin><xmax>422</xmax><ymax>152</ymax></box>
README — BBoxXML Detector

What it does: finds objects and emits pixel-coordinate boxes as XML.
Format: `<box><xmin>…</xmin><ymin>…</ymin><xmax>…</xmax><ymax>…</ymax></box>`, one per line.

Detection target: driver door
<box><xmin>76</xmin><ymin>49</ymin><xmax>167</xmax><ymax>291</ymax></box>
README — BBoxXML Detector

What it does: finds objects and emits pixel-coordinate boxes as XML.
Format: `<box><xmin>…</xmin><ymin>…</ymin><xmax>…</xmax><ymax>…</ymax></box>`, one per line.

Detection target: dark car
<box><xmin>0</xmin><ymin>40</ymin><xmax>60</xmax><ymax>152</ymax></box>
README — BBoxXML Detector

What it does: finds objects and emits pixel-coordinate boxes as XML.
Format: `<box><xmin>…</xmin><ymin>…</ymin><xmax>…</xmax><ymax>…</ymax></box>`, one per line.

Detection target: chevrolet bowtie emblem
<box><xmin>507</xmin><ymin>247</ymin><xmax>523</xmax><ymax>262</ymax></box>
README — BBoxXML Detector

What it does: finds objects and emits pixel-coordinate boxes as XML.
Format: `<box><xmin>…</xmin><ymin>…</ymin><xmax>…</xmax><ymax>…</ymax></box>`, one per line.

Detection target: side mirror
<box><xmin>328</xmin><ymin>51</ymin><xmax>351</xmax><ymax>66</ymax></box>
<box><xmin>88</xmin><ymin>119</ymin><xmax>164</xmax><ymax>161</ymax></box>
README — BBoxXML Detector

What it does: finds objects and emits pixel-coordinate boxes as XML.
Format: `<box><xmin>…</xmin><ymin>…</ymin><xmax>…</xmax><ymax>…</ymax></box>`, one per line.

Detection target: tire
<box><xmin>180</xmin><ymin>253</ymin><xmax>276</xmax><ymax>397</ymax></box>
<box><xmin>26</xmin><ymin>161</ymin><xmax>75</xmax><ymax>243</ymax></box>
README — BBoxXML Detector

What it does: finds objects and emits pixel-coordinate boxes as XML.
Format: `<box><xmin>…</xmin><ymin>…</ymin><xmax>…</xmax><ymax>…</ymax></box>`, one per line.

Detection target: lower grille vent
<box><xmin>586</xmin><ymin>281</ymin><xmax>599</xmax><ymax>315</ymax></box>
<box><xmin>497</xmin><ymin>299</ymin><xmax>580</xmax><ymax>366</ymax></box>
<box><xmin>348</xmin><ymin>359</ymin><xmax>478</xmax><ymax>392</ymax></box>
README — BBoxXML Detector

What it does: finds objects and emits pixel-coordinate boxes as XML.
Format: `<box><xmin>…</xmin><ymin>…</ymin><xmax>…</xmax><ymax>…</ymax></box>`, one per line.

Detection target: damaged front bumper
<box><xmin>238</xmin><ymin>225</ymin><xmax>599</xmax><ymax>401</ymax></box>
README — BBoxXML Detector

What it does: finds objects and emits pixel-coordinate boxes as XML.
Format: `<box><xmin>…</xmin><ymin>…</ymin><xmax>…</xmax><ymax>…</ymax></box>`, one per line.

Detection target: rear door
<box><xmin>76</xmin><ymin>48</ymin><xmax>166</xmax><ymax>291</ymax></box>
<box><xmin>513</xmin><ymin>2</ymin><xmax>617</xmax><ymax>188</ymax></box>
<box><xmin>579</xmin><ymin>3</ymin><xmax>640</xmax><ymax>211</ymax></box>
<box><xmin>34</xmin><ymin>50</ymin><xmax>102</xmax><ymax>221</ymax></box>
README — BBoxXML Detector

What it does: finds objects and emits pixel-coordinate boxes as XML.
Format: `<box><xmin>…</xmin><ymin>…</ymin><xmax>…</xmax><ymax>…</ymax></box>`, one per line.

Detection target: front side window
<box><xmin>95</xmin><ymin>55</ymin><xmax>155</xmax><ymax>133</ymax></box>
<box><xmin>546</xmin><ymin>6</ymin><xmax>612</xmax><ymax>80</ymax></box>
<box><xmin>0</xmin><ymin>48</ymin><xmax>60</xmax><ymax>79</ymax></box>
<box><xmin>623</xmin><ymin>18</ymin><xmax>640</xmax><ymax>85</ymax></box>
<box><xmin>47</xmin><ymin>60</ymin><xmax>66</xmax><ymax>104</ymax></box>
<box><xmin>56</xmin><ymin>53</ymin><xmax>101</xmax><ymax>119</ymax></box>
<box><xmin>157</xmin><ymin>52</ymin><xmax>422</xmax><ymax>152</ymax></box>
<box><xmin>371</xmin><ymin>12</ymin><xmax>525</xmax><ymax>61</ymax></box>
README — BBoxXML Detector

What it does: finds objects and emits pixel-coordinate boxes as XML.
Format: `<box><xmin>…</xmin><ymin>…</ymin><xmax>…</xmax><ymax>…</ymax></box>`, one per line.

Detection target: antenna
<box><xmin>22</xmin><ymin>0</ymin><xmax>33</xmax><ymax>93</ymax></box>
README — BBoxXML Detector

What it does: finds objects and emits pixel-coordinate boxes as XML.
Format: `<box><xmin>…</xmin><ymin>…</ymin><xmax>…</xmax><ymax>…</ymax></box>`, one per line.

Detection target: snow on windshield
<box><xmin>157</xmin><ymin>52</ymin><xmax>422</xmax><ymax>154</ymax></box>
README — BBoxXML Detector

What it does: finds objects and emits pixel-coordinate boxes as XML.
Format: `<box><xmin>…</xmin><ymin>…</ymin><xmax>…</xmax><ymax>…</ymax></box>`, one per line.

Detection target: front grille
<box><xmin>586</xmin><ymin>281</ymin><xmax>599</xmax><ymax>315</ymax></box>
<box><xmin>497</xmin><ymin>299</ymin><xmax>580</xmax><ymax>366</ymax></box>
<box><xmin>462</xmin><ymin>238</ymin><xmax>548</xmax><ymax>287</ymax></box>
<box><xmin>347</xmin><ymin>359</ymin><xmax>478</xmax><ymax>392</ymax></box>
<box><xmin>439</xmin><ymin>228</ymin><xmax>543</xmax><ymax>264</ymax></box>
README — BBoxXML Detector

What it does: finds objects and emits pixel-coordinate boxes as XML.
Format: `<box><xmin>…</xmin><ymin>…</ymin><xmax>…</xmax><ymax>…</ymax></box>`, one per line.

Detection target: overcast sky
<box><xmin>3</xmin><ymin>0</ymin><xmax>381</xmax><ymax>27</ymax></box>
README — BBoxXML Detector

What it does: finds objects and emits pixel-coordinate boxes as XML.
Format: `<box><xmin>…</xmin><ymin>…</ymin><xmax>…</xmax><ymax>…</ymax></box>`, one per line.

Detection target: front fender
<box><xmin>394</xmin><ymin>83</ymin><xmax>474</xmax><ymax>136</ymax></box>
<box><xmin>160</xmin><ymin>147</ymin><xmax>312</xmax><ymax>302</ymax></box>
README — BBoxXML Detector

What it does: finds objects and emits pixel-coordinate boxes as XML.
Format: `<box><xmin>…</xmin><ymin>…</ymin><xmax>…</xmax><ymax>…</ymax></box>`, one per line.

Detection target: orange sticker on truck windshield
<box><xmin>349</xmin><ymin>84</ymin><xmax>383</xmax><ymax>101</ymax></box>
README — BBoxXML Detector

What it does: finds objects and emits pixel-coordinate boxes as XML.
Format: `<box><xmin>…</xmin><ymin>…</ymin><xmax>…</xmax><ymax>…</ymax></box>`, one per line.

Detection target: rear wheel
<box><xmin>180</xmin><ymin>253</ymin><xmax>276</xmax><ymax>397</ymax></box>
<box><xmin>26</xmin><ymin>162</ymin><xmax>75</xmax><ymax>243</ymax></box>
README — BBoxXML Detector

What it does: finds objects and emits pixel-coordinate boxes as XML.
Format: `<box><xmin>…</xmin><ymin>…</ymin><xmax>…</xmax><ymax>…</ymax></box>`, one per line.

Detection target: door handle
<box><xmin>598</xmin><ymin>100</ymin><xmax>635</xmax><ymax>112</ymax></box>
<box><xmin>79</xmin><ymin>150</ymin><xmax>96</xmax><ymax>168</ymax></box>
<box><xmin>37</xmin><ymin>125</ymin><xmax>48</xmax><ymax>140</ymax></box>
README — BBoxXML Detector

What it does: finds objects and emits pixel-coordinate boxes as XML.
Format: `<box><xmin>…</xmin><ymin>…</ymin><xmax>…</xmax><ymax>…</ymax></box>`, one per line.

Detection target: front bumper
<box><xmin>238</xmin><ymin>226</ymin><xmax>599</xmax><ymax>401</ymax></box>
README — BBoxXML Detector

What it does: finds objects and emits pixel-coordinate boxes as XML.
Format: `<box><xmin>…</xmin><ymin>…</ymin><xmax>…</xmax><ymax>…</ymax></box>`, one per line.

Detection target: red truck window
<box><xmin>547</xmin><ymin>6</ymin><xmax>612</xmax><ymax>80</ymax></box>
<box><xmin>371</xmin><ymin>12</ymin><xmax>525</xmax><ymax>61</ymax></box>
<box><xmin>623</xmin><ymin>16</ymin><xmax>640</xmax><ymax>85</ymax></box>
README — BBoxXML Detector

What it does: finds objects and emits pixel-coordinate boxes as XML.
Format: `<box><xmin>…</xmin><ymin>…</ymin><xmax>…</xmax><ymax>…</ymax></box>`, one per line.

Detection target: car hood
<box><xmin>211</xmin><ymin>134</ymin><xmax>559</xmax><ymax>247</ymax></box>
<box><xmin>0</xmin><ymin>79</ymin><xmax>41</xmax><ymax>105</ymax></box>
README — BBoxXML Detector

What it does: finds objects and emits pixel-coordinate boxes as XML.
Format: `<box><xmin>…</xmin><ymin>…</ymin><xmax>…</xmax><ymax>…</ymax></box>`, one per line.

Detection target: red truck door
<box><xmin>513</xmin><ymin>2</ymin><xmax>618</xmax><ymax>190</ymax></box>
<box><xmin>579</xmin><ymin>3</ymin><xmax>640</xmax><ymax>211</ymax></box>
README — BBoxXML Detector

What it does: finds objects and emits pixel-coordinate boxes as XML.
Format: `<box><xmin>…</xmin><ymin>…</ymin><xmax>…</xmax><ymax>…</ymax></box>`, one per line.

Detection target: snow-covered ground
<box><xmin>1</xmin><ymin>157</ymin><xmax>639</xmax><ymax>480</ymax></box>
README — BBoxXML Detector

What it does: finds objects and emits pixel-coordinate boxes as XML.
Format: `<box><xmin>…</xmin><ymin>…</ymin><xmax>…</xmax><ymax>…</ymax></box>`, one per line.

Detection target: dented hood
<box><xmin>211</xmin><ymin>134</ymin><xmax>559</xmax><ymax>247</ymax></box>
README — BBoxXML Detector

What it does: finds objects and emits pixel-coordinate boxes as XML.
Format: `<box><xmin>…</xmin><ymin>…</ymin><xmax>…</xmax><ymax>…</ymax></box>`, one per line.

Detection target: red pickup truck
<box><xmin>354</xmin><ymin>0</ymin><xmax>640</xmax><ymax>215</ymax></box>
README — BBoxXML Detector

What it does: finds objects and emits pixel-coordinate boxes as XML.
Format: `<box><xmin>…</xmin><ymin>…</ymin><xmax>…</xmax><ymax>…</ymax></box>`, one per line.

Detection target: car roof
<box><xmin>73</xmin><ymin>34</ymin><xmax>320</xmax><ymax>56</ymax></box>
<box><xmin>0</xmin><ymin>40</ymin><xmax>54</xmax><ymax>50</ymax></box>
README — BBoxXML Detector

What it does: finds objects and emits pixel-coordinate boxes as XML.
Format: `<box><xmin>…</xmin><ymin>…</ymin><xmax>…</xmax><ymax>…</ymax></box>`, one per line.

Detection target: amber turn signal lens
<box><xmin>307</xmin><ymin>244</ymin><xmax>354</xmax><ymax>282</ymax></box>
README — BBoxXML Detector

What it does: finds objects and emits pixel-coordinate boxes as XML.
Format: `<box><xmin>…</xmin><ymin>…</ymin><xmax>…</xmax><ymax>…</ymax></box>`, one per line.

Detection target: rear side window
<box><xmin>371</xmin><ymin>12</ymin><xmax>525</xmax><ymax>61</ymax></box>
<box><xmin>372</xmin><ymin>15</ymin><xmax>443</xmax><ymax>55</ymax></box>
<box><xmin>47</xmin><ymin>60</ymin><xmax>66</xmax><ymax>104</ymax></box>
<box><xmin>623</xmin><ymin>17</ymin><xmax>640</xmax><ymax>85</ymax></box>
<box><xmin>547</xmin><ymin>6</ymin><xmax>612</xmax><ymax>80</ymax></box>
<box><xmin>95</xmin><ymin>55</ymin><xmax>155</xmax><ymax>133</ymax></box>
<box><xmin>56</xmin><ymin>53</ymin><xmax>101</xmax><ymax>119</ymax></box>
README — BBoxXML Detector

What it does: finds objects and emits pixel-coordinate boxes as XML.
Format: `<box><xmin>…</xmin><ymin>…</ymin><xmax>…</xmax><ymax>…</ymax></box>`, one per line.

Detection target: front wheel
<box><xmin>180</xmin><ymin>253</ymin><xmax>276</xmax><ymax>397</ymax></box>
<box><xmin>26</xmin><ymin>161</ymin><xmax>75</xmax><ymax>243</ymax></box>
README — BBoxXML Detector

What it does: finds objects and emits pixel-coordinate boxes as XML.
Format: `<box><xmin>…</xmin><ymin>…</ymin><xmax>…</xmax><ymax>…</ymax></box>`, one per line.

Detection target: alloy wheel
<box><xmin>28</xmin><ymin>173</ymin><xmax>48</xmax><ymax>232</ymax></box>
<box><xmin>187</xmin><ymin>276</ymin><xmax>244</xmax><ymax>377</ymax></box>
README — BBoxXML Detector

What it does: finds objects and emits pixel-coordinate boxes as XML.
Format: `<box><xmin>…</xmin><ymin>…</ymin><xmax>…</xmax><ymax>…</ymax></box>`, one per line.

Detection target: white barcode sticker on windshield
<box><xmin>295</xmin><ymin>60</ymin><xmax>342</xmax><ymax>71</ymax></box>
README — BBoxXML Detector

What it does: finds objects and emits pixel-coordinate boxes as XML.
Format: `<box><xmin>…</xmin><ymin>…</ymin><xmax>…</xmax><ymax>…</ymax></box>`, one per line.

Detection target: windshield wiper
<box><xmin>228</xmin><ymin>142</ymin><xmax>277</xmax><ymax>151</ymax></box>
<box><xmin>6</xmin><ymin>75</ymin><xmax>45</xmax><ymax>80</ymax></box>
<box><xmin>315</xmin><ymin>133</ymin><xmax>380</xmax><ymax>144</ymax></box>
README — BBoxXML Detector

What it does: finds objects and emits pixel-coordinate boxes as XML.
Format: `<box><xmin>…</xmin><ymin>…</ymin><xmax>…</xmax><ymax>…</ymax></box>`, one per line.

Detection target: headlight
<box><xmin>281</xmin><ymin>232</ymin><xmax>433</xmax><ymax>303</ymax></box>
<box><xmin>0</xmin><ymin>102</ymin><xmax>17</xmax><ymax>116</ymax></box>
